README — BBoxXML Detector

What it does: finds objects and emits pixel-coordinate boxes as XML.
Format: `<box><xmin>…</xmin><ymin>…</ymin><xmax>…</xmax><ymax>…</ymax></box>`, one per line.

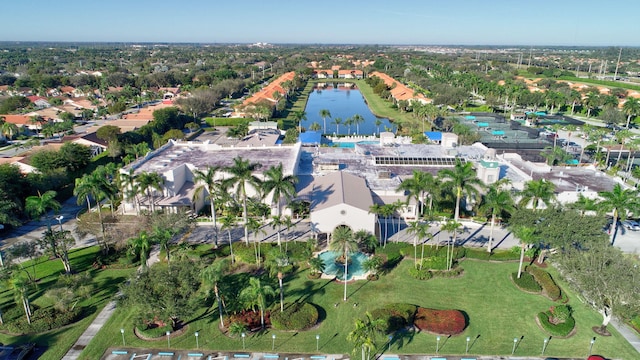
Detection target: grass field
<box><xmin>0</xmin><ymin>246</ymin><xmax>136</xmax><ymax>360</ymax></box>
<box><xmin>78</xmin><ymin>256</ymin><xmax>637</xmax><ymax>359</ymax></box>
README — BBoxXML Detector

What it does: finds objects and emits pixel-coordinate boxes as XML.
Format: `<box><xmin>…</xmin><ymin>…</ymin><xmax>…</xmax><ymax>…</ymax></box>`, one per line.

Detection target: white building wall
<box><xmin>311</xmin><ymin>204</ymin><xmax>375</xmax><ymax>235</ymax></box>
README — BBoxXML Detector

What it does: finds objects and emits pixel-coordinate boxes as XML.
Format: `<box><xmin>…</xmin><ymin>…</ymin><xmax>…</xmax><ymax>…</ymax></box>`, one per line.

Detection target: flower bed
<box><xmin>228</xmin><ymin>310</ymin><xmax>269</xmax><ymax>331</ymax></box>
<box><xmin>413</xmin><ymin>307</ymin><xmax>467</xmax><ymax>335</ymax></box>
<box><xmin>537</xmin><ymin>309</ymin><xmax>576</xmax><ymax>337</ymax></box>
<box><xmin>527</xmin><ymin>266</ymin><xmax>562</xmax><ymax>301</ymax></box>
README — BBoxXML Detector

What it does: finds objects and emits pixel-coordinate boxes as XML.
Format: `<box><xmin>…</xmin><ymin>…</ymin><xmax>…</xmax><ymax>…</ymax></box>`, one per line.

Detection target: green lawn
<box><xmin>0</xmin><ymin>246</ymin><xmax>136</xmax><ymax>360</ymax></box>
<box><xmin>78</xmin><ymin>257</ymin><xmax>637</xmax><ymax>359</ymax></box>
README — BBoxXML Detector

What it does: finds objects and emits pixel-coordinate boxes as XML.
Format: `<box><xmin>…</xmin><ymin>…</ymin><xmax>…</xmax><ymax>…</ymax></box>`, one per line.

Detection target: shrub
<box><xmin>371</xmin><ymin>303</ymin><xmax>418</xmax><ymax>333</ymax></box>
<box><xmin>408</xmin><ymin>266</ymin><xmax>432</xmax><ymax>280</ymax></box>
<box><xmin>538</xmin><ymin>310</ymin><xmax>575</xmax><ymax>337</ymax></box>
<box><xmin>414</xmin><ymin>307</ymin><xmax>467</xmax><ymax>335</ymax></box>
<box><xmin>527</xmin><ymin>266</ymin><xmax>561</xmax><ymax>301</ymax></box>
<box><xmin>511</xmin><ymin>272</ymin><xmax>542</xmax><ymax>292</ymax></box>
<box><xmin>232</xmin><ymin>243</ymin><xmax>258</xmax><ymax>264</ymax></box>
<box><xmin>421</xmin><ymin>255</ymin><xmax>447</xmax><ymax>270</ymax></box>
<box><xmin>4</xmin><ymin>306</ymin><xmax>81</xmax><ymax>334</ymax></box>
<box><xmin>228</xmin><ymin>310</ymin><xmax>269</xmax><ymax>331</ymax></box>
<box><xmin>432</xmin><ymin>267</ymin><xmax>464</xmax><ymax>278</ymax></box>
<box><xmin>136</xmin><ymin>322</ymin><xmax>173</xmax><ymax>339</ymax></box>
<box><xmin>203</xmin><ymin>117</ymin><xmax>250</xmax><ymax>127</ymax></box>
<box><xmin>270</xmin><ymin>302</ymin><xmax>319</xmax><ymax>331</ymax></box>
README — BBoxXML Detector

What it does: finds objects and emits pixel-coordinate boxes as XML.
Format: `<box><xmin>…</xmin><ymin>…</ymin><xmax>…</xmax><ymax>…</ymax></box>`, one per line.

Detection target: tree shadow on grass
<box><xmin>387</xmin><ymin>326</ymin><xmax>417</xmax><ymax>351</ymax></box>
<box><xmin>289</xmin><ymin>278</ymin><xmax>333</xmax><ymax>304</ymax></box>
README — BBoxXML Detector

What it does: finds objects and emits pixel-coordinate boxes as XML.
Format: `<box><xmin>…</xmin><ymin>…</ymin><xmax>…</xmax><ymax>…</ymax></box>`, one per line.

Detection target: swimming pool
<box><xmin>333</xmin><ymin>140</ymin><xmax>379</xmax><ymax>148</ymax></box>
<box><xmin>318</xmin><ymin>250</ymin><xmax>368</xmax><ymax>280</ymax></box>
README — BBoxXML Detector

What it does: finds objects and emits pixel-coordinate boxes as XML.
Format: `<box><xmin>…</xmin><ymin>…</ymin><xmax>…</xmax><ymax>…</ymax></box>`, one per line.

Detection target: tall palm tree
<box><xmin>292</xmin><ymin>110</ymin><xmax>307</xmax><ymax>134</ymax></box>
<box><xmin>152</xmin><ymin>226</ymin><xmax>173</xmax><ymax>263</ymax></box>
<box><xmin>570</xmin><ymin>193</ymin><xmax>600</xmax><ymax>217</ymax></box>
<box><xmin>220</xmin><ymin>213</ymin><xmax>237</xmax><ymax>263</ymax></box>
<box><xmin>347</xmin><ymin>312</ymin><xmax>385</xmax><ymax>360</ymax></box>
<box><xmin>406</xmin><ymin>220</ymin><xmax>430</xmax><ymax>268</ymax></box>
<box><xmin>1</xmin><ymin>122</ymin><xmax>18</xmax><ymax>140</ymax></box>
<box><xmin>11</xmin><ymin>274</ymin><xmax>32</xmax><ymax>324</ymax></box>
<box><xmin>193</xmin><ymin>166</ymin><xmax>223</xmax><ymax>245</ymax></box>
<box><xmin>262</xmin><ymin>164</ymin><xmax>298</xmax><ymax>249</ymax></box>
<box><xmin>512</xmin><ymin>226</ymin><xmax>536</xmax><ymax>278</ymax></box>
<box><xmin>239</xmin><ymin>277</ymin><xmax>275</xmax><ymax>329</ymax></box>
<box><xmin>479</xmin><ymin>186</ymin><xmax>515</xmax><ymax>253</ymax></box>
<box><xmin>518</xmin><ymin>179</ymin><xmax>555</xmax><ymax>211</ymax></box>
<box><xmin>119</xmin><ymin>168</ymin><xmax>141</xmax><ymax>215</ymax></box>
<box><xmin>74</xmin><ymin>172</ymin><xmax>114</xmax><ymax>249</ymax></box>
<box><xmin>441</xmin><ymin>220</ymin><xmax>461</xmax><ymax>271</ymax></box>
<box><xmin>200</xmin><ymin>258</ymin><xmax>230</xmax><ymax>327</ymax></box>
<box><xmin>128</xmin><ymin>231</ymin><xmax>151</xmax><ymax>270</ymax></box>
<box><xmin>438</xmin><ymin>159</ymin><xmax>484</xmax><ymax>221</ymax></box>
<box><xmin>332</xmin><ymin>117</ymin><xmax>343</xmax><ymax>135</ymax></box>
<box><xmin>352</xmin><ymin>114</ymin><xmax>364</xmax><ymax>135</ymax></box>
<box><xmin>597</xmin><ymin>183</ymin><xmax>640</xmax><ymax>244</ymax></box>
<box><xmin>623</xmin><ymin>97</ymin><xmax>640</xmax><ymax>129</ymax></box>
<box><xmin>136</xmin><ymin>171</ymin><xmax>164</xmax><ymax>213</ymax></box>
<box><xmin>319</xmin><ymin>109</ymin><xmax>331</xmax><ymax>134</ymax></box>
<box><xmin>330</xmin><ymin>226</ymin><xmax>358</xmax><ymax>301</ymax></box>
<box><xmin>368</xmin><ymin>204</ymin><xmax>384</xmax><ymax>246</ymax></box>
<box><xmin>397</xmin><ymin>170</ymin><xmax>435</xmax><ymax>218</ymax></box>
<box><xmin>224</xmin><ymin>157</ymin><xmax>262</xmax><ymax>245</ymax></box>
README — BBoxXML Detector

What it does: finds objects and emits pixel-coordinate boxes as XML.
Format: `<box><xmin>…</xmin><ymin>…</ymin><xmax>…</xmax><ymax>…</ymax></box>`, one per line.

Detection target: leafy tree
<box><xmin>96</xmin><ymin>125</ymin><xmax>121</xmax><ymax>144</ymax></box>
<box><xmin>239</xmin><ymin>277</ymin><xmax>275</xmax><ymax>329</ymax></box>
<box><xmin>59</xmin><ymin>142</ymin><xmax>92</xmax><ymax>173</ymax></box>
<box><xmin>119</xmin><ymin>260</ymin><xmax>202</xmax><ymax>329</ymax></box>
<box><xmin>39</xmin><ymin>229</ymin><xmax>75</xmax><ymax>273</ymax></box>
<box><xmin>559</xmin><ymin>239</ymin><xmax>640</xmax><ymax>335</ymax></box>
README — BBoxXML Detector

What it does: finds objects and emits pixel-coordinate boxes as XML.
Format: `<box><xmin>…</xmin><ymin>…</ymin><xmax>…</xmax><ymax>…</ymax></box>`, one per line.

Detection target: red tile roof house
<box><xmin>369</xmin><ymin>71</ymin><xmax>432</xmax><ymax>105</ymax></box>
<box><xmin>235</xmin><ymin>72</ymin><xmax>296</xmax><ymax>117</ymax></box>
<box><xmin>0</xmin><ymin>114</ymin><xmax>50</xmax><ymax>131</ymax></box>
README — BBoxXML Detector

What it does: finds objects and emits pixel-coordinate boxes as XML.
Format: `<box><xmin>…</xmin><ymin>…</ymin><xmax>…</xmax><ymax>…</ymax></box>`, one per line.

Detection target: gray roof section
<box><xmin>297</xmin><ymin>171</ymin><xmax>373</xmax><ymax>212</ymax></box>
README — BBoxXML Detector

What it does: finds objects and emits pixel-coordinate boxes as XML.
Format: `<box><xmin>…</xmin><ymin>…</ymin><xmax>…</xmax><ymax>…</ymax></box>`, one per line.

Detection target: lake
<box><xmin>302</xmin><ymin>84</ymin><xmax>393</xmax><ymax>135</ymax></box>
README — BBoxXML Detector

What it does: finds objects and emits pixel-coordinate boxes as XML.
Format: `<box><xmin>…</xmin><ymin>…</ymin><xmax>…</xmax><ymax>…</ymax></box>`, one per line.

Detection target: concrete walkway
<box><xmin>611</xmin><ymin>318</ymin><xmax>640</xmax><ymax>354</ymax></box>
<box><xmin>61</xmin><ymin>246</ymin><xmax>161</xmax><ymax>360</ymax></box>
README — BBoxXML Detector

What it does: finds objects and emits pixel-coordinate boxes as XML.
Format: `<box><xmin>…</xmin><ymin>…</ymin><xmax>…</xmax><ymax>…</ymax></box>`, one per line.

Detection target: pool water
<box><xmin>333</xmin><ymin>140</ymin><xmax>379</xmax><ymax>148</ymax></box>
<box><xmin>318</xmin><ymin>251</ymin><xmax>368</xmax><ymax>280</ymax></box>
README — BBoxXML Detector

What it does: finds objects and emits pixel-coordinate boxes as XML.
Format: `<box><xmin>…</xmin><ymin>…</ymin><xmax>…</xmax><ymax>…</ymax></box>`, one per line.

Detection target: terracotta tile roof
<box><xmin>369</xmin><ymin>71</ymin><xmax>431</xmax><ymax>103</ymax></box>
<box><xmin>242</xmin><ymin>71</ymin><xmax>295</xmax><ymax>106</ymax></box>
<box><xmin>26</xmin><ymin>96</ymin><xmax>47</xmax><ymax>103</ymax></box>
<box><xmin>60</xmin><ymin>86</ymin><xmax>75</xmax><ymax>93</ymax></box>
<box><xmin>0</xmin><ymin>114</ymin><xmax>32</xmax><ymax>125</ymax></box>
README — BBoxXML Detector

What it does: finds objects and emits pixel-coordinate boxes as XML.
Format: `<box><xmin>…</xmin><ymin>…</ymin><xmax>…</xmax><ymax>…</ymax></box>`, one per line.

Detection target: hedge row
<box><xmin>527</xmin><ymin>266</ymin><xmax>562</xmax><ymax>301</ymax></box>
<box><xmin>203</xmin><ymin>117</ymin><xmax>250</xmax><ymax>127</ymax></box>
<box><xmin>270</xmin><ymin>302</ymin><xmax>319</xmax><ymax>331</ymax></box>
<box><xmin>464</xmin><ymin>248</ymin><xmax>520</xmax><ymax>261</ymax></box>
<box><xmin>371</xmin><ymin>303</ymin><xmax>418</xmax><ymax>333</ymax></box>
<box><xmin>408</xmin><ymin>266</ymin><xmax>464</xmax><ymax>280</ymax></box>
<box><xmin>414</xmin><ymin>307</ymin><xmax>467</xmax><ymax>335</ymax></box>
<box><xmin>3</xmin><ymin>306</ymin><xmax>81</xmax><ymax>334</ymax></box>
<box><xmin>511</xmin><ymin>272</ymin><xmax>542</xmax><ymax>293</ymax></box>
<box><xmin>537</xmin><ymin>311</ymin><xmax>575</xmax><ymax>337</ymax></box>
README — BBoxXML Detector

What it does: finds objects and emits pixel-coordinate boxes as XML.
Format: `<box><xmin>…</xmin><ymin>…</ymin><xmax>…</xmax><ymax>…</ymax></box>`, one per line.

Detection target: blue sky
<box><xmin>3</xmin><ymin>0</ymin><xmax>640</xmax><ymax>46</ymax></box>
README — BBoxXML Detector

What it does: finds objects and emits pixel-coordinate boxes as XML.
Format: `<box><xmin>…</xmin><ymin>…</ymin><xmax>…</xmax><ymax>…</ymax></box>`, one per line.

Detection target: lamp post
<box><xmin>272</xmin><ymin>334</ymin><xmax>276</xmax><ymax>351</ymax></box>
<box><xmin>120</xmin><ymin>328</ymin><xmax>125</xmax><ymax>347</ymax></box>
<box><xmin>436</xmin><ymin>336</ymin><xmax>441</xmax><ymax>354</ymax></box>
<box><xmin>512</xmin><ymin>337</ymin><xmax>518</xmax><ymax>355</ymax></box>
<box><xmin>542</xmin><ymin>337</ymin><xmax>549</xmax><ymax>356</ymax></box>
<box><xmin>166</xmin><ymin>331</ymin><xmax>171</xmax><ymax>348</ymax></box>
<box><xmin>589</xmin><ymin>337</ymin><xmax>596</xmax><ymax>355</ymax></box>
<box><xmin>195</xmin><ymin>331</ymin><xmax>199</xmax><ymax>349</ymax></box>
<box><xmin>466</xmin><ymin>336</ymin><xmax>470</xmax><ymax>354</ymax></box>
<box><xmin>241</xmin><ymin>332</ymin><xmax>246</xmax><ymax>350</ymax></box>
<box><xmin>55</xmin><ymin>215</ymin><xmax>64</xmax><ymax>232</ymax></box>
<box><xmin>316</xmin><ymin>334</ymin><xmax>320</xmax><ymax>351</ymax></box>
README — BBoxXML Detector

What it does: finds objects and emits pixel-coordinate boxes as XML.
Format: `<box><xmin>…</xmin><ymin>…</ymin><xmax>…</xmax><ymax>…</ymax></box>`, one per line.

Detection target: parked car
<box><xmin>622</xmin><ymin>220</ymin><xmax>640</xmax><ymax>231</ymax></box>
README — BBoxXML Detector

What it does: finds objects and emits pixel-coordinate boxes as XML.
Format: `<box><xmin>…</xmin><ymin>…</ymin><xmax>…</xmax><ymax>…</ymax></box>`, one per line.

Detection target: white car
<box><xmin>622</xmin><ymin>220</ymin><xmax>640</xmax><ymax>231</ymax></box>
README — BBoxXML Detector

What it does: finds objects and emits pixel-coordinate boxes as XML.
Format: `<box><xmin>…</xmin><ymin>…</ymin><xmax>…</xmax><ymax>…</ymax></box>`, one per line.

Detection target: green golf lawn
<box><xmin>78</xmin><ymin>257</ymin><xmax>637</xmax><ymax>359</ymax></box>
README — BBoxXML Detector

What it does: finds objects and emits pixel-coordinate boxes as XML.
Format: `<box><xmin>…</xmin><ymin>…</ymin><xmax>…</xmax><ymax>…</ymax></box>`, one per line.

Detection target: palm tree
<box><xmin>239</xmin><ymin>277</ymin><xmax>275</xmax><ymax>329</ymax></box>
<box><xmin>570</xmin><ymin>193</ymin><xmax>600</xmax><ymax>217</ymax></box>
<box><xmin>406</xmin><ymin>220</ymin><xmax>430</xmax><ymax>268</ymax></box>
<box><xmin>352</xmin><ymin>114</ymin><xmax>364</xmax><ymax>135</ymax></box>
<box><xmin>397</xmin><ymin>170</ymin><xmax>435</xmax><ymax>218</ymax></box>
<box><xmin>368</xmin><ymin>204</ymin><xmax>384</xmax><ymax>246</ymax></box>
<box><xmin>200</xmin><ymin>258</ymin><xmax>230</xmax><ymax>327</ymax></box>
<box><xmin>347</xmin><ymin>312</ymin><xmax>385</xmax><ymax>360</ymax></box>
<box><xmin>309</xmin><ymin>122</ymin><xmax>321</xmax><ymax>131</ymax></box>
<box><xmin>597</xmin><ymin>183</ymin><xmax>640</xmax><ymax>244</ymax></box>
<box><xmin>193</xmin><ymin>166</ymin><xmax>223</xmax><ymax>245</ymax></box>
<box><xmin>247</xmin><ymin>217</ymin><xmax>265</xmax><ymax>265</ymax></box>
<box><xmin>1</xmin><ymin>122</ymin><xmax>18</xmax><ymax>140</ymax></box>
<box><xmin>374</xmin><ymin>119</ymin><xmax>382</xmax><ymax>136</ymax></box>
<box><xmin>152</xmin><ymin>226</ymin><xmax>173</xmax><ymax>263</ymax></box>
<box><xmin>441</xmin><ymin>220</ymin><xmax>461</xmax><ymax>271</ymax></box>
<box><xmin>74</xmin><ymin>172</ymin><xmax>114</xmax><ymax>250</ymax></box>
<box><xmin>479</xmin><ymin>186</ymin><xmax>515</xmax><ymax>253</ymax></box>
<box><xmin>224</xmin><ymin>157</ymin><xmax>262</xmax><ymax>245</ymax></box>
<box><xmin>319</xmin><ymin>109</ymin><xmax>331</xmax><ymax>134</ymax></box>
<box><xmin>120</xmin><ymin>168</ymin><xmax>141</xmax><ymax>215</ymax></box>
<box><xmin>292</xmin><ymin>110</ymin><xmax>307</xmax><ymax>134</ymax></box>
<box><xmin>136</xmin><ymin>171</ymin><xmax>164</xmax><ymax>213</ymax></box>
<box><xmin>11</xmin><ymin>274</ymin><xmax>32</xmax><ymax>324</ymax></box>
<box><xmin>25</xmin><ymin>190</ymin><xmax>61</xmax><ymax>233</ymax></box>
<box><xmin>519</xmin><ymin>179</ymin><xmax>555</xmax><ymax>211</ymax></box>
<box><xmin>438</xmin><ymin>159</ymin><xmax>484</xmax><ymax>221</ymax></box>
<box><xmin>512</xmin><ymin>226</ymin><xmax>536</xmax><ymax>278</ymax></box>
<box><xmin>262</xmin><ymin>164</ymin><xmax>298</xmax><ymax>249</ymax></box>
<box><xmin>332</xmin><ymin>117</ymin><xmax>343</xmax><ymax>135</ymax></box>
<box><xmin>623</xmin><ymin>97</ymin><xmax>640</xmax><ymax>129</ymax></box>
<box><xmin>220</xmin><ymin>213</ymin><xmax>237</xmax><ymax>263</ymax></box>
<box><xmin>330</xmin><ymin>226</ymin><xmax>358</xmax><ymax>301</ymax></box>
<box><xmin>128</xmin><ymin>231</ymin><xmax>151</xmax><ymax>270</ymax></box>
<box><xmin>308</xmin><ymin>256</ymin><xmax>325</xmax><ymax>276</ymax></box>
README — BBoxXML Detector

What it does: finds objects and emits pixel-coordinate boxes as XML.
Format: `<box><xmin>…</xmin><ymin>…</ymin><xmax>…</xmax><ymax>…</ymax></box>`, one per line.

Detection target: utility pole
<box><xmin>528</xmin><ymin>47</ymin><xmax>533</xmax><ymax>67</ymax></box>
<box><xmin>614</xmin><ymin>47</ymin><xmax>622</xmax><ymax>81</ymax></box>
